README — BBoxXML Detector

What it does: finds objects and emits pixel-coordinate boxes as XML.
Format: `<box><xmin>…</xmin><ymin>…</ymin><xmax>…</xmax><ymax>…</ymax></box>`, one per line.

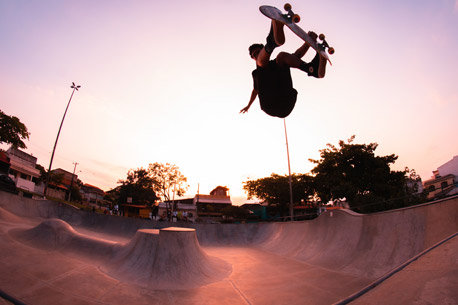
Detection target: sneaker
<box><xmin>307</xmin><ymin>53</ymin><xmax>321</xmax><ymax>77</ymax></box>
<box><xmin>308</xmin><ymin>31</ymin><xmax>318</xmax><ymax>41</ymax></box>
<box><xmin>265</xmin><ymin>22</ymin><xmax>285</xmax><ymax>54</ymax></box>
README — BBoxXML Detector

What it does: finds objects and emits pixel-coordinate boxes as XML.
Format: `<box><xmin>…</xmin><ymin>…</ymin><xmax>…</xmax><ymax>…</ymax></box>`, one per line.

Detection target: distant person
<box><xmin>240</xmin><ymin>20</ymin><xmax>327</xmax><ymax>118</ymax></box>
<box><xmin>183</xmin><ymin>211</ymin><xmax>188</xmax><ymax>222</ymax></box>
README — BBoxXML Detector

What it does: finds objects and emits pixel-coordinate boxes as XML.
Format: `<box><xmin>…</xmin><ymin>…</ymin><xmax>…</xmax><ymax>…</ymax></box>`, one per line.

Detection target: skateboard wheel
<box><xmin>292</xmin><ymin>14</ymin><xmax>300</xmax><ymax>23</ymax></box>
<box><xmin>328</xmin><ymin>47</ymin><xmax>335</xmax><ymax>55</ymax></box>
<box><xmin>319</xmin><ymin>33</ymin><xmax>325</xmax><ymax>41</ymax></box>
<box><xmin>284</xmin><ymin>3</ymin><xmax>292</xmax><ymax>11</ymax></box>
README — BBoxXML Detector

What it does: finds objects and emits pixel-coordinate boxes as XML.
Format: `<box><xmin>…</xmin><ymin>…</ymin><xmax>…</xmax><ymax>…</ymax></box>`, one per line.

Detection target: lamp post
<box><xmin>43</xmin><ymin>82</ymin><xmax>81</xmax><ymax>197</ymax></box>
<box><xmin>283</xmin><ymin>119</ymin><xmax>294</xmax><ymax>221</ymax></box>
<box><xmin>67</xmin><ymin>162</ymin><xmax>80</xmax><ymax>202</ymax></box>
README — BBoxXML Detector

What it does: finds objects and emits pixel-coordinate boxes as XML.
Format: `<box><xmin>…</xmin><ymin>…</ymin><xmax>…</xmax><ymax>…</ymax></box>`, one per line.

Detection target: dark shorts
<box><xmin>253</xmin><ymin>61</ymin><xmax>298</xmax><ymax>118</ymax></box>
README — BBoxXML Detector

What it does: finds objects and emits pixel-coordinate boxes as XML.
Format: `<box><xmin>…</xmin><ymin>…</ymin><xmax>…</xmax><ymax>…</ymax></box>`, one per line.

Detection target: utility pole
<box><xmin>284</xmin><ymin>119</ymin><xmax>294</xmax><ymax>221</ymax></box>
<box><xmin>44</xmin><ymin>82</ymin><xmax>81</xmax><ymax>197</ymax></box>
<box><xmin>67</xmin><ymin>162</ymin><xmax>79</xmax><ymax>201</ymax></box>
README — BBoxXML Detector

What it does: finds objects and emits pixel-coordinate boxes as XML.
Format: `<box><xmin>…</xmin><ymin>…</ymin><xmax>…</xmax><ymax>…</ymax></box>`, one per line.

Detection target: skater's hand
<box><xmin>240</xmin><ymin>106</ymin><xmax>250</xmax><ymax>114</ymax></box>
<box><xmin>241</xmin><ymin>89</ymin><xmax>258</xmax><ymax>114</ymax></box>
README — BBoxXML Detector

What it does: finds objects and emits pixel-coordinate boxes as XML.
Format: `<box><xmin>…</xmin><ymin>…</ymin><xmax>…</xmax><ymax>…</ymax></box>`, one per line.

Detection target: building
<box><xmin>45</xmin><ymin>168</ymin><xmax>78</xmax><ymax>200</ymax></box>
<box><xmin>6</xmin><ymin>147</ymin><xmax>40</xmax><ymax>192</ymax></box>
<box><xmin>423</xmin><ymin>156</ymin><xmax>458</xmax><ymax>200</ymax></box>
<box><xmin>51</xmin><ymin>168</ymin><xmax>78</xmax><ymax>187</ymax></box>
<box><xmin>196</xmin><ymin>186</ymin><xmax>232</xmax><ymax>221</ymax></box>
<box><xmin>158</xmin><ymin>198</ymin><xmax>196</xmax><ymax>222</ymax></box>
<box><xmin>157</xmin><ymin>186</ymin><xmax>233</xmax><ymax>222</ymax></box>
<box><xmin>122</xmin><ymin>204</ymin><xmax>151</xmax><ymax>218</ymax></box>
<box><xmin>423</xmin><ymin>174</ymin><xmax>456</xmax><ymax>200</ymax></box>
<box><xmin>81</xmin><ymin>183</ymin><xmax>104</xmax><ymax>204</ymax></box>
<box><xmin>437</xmin><ymin>155</ymin><xmax>458</xmax><ymax>177</ymax></box>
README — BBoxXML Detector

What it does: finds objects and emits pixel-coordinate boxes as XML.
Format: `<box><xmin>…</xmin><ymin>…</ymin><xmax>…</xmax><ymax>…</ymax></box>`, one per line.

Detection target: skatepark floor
<box><xmin>0</xmin><ymin>192</ymin><xmax>457</xmax><ymax>305</ymax></box>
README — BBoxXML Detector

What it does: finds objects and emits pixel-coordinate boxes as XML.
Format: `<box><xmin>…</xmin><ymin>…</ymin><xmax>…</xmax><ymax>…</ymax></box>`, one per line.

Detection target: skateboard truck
<box><xmin>283</xmin><ymin>3</ymin><xmax>301</xmax><ymax>23</ymax></box>
<box><xmin>318</xmin><ymin>33</ymin><xmax>335</xmax><ymax>54</ymax></box>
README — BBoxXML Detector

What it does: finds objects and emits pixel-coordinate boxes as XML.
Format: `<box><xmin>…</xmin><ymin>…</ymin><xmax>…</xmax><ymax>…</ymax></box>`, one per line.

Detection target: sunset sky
<box><xmin>1</xmin><ymin>0</ymin><xmax>457</xmax><ymax>205</ymax></box>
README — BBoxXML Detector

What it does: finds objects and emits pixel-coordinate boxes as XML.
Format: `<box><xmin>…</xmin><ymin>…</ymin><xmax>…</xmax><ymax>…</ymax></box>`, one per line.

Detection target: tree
<box><xmin>309</xmin><ymin>136</ymin><xmax>409</xmax><ymax>212</ymax></box>
<box><xmin>117</xmin><ymin>168</ymin><xmax>158</xmax><ymax>207</ymax></box>
<box><xmin>148</xmin><ymin>162</ymin><xmax>189</xmax><ymax>204</ymax></box>
<box><xmin>35</xmin><ymin>164</ymin><xmax>64</xmax><ymax>186</ymax></box>
<box><xmin>221</xmin><ymin>205</ymin><xmax>250</xmax><ymax>221</ymax></box>
<box><xmin>0</xmin><ymin>110</ymin><xmax>30</xmax><ymax>149</ymax></box>
<box><xmin>69</xmin><ymin>184</ymin><xmax>82</xmax><ymax>202</ymax></box>
<box><xmin>243</xmin><ymin>173</ymin><xmax>315</xmax><ymax>219</ymax></box>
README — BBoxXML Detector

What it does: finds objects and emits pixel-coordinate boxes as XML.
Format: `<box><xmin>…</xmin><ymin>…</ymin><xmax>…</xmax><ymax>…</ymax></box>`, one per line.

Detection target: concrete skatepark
<box><xmin>0</xmin><ymin>191</ymin><xmax>457</xmax><ymax>305</ymax></box>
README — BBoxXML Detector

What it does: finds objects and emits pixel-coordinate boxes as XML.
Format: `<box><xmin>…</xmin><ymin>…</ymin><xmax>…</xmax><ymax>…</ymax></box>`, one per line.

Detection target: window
<box><xmin>441</xmin><ymin>181</ymin><xmax>448</xmax><ymax>189</ymax></box>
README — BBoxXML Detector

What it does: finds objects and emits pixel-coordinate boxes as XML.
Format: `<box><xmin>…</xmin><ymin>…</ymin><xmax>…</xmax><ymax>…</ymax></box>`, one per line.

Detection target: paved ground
<box><xmin>0</xmin><ymin>192</ymin><xmax>457</xmax><ymax>304</ymax></box>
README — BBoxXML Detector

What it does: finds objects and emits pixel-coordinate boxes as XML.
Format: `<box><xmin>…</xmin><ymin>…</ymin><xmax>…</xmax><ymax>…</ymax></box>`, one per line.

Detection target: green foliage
<box><xmin>310</xmin><ymin>136</ymin><xmax>412</xmax><ymax>212</ymax></box>
<box><xmin>243</xmin><ymin>173</ymin><xmax>315</xmax><ymax>217</ymax></box>
<box><xmin>117</xmin><ymin>167</ymin><xmax>158</xmax><ymax>207</ymax></box>
<box><xmin>34</xmin><ymin>164</ymin><xmax>47</xmax><ymax>184</ymax></box>
<box><xmin>221</xmin><ymin>205</ymin><xmax>250</xmax><ymax>219</ymax></box>
<box><xmin>69</xmin><ymin>185</ymin><xmax>82</xmax><ymax>202</ymax></box>
<box><xmin>111</xmin><ymin>163</ymin><xmax>188</xmax><ymax>208</ymax></box>
<box><xmin>35</xmin><ymin>164</ymin><xmax>64</xmax><ymax>186</ymax></box>
<box><xmin>0</xmin><ymin>110</ymin><xmax>30</xmax><ymax>149</ymax></box>
<box><xmin>243</xmin><ymin>136</ymin><xmax>424</xmax><ymax>214</ymax></box>
<box><xmin>148</xmin><ymin>162</ymin><xmax>189</xmax><ymax>202</ymax></box>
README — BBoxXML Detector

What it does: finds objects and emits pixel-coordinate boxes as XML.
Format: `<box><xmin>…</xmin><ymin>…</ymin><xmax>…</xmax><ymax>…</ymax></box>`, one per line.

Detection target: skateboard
<box><xmin>260</xmin><ymin>3</ymin><xmax>334</xmax><ymax>64</ymax></box>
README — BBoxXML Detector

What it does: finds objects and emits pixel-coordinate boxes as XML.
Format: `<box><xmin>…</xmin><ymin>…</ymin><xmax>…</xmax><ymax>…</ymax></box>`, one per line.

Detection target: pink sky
<box><xmin>1</xmin><ymin>0</ymin><xmax>457</xmax><ymax>205</ymax></box>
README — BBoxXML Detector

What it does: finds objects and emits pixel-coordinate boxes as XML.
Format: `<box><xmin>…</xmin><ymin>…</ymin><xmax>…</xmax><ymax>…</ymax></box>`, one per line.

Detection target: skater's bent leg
<box><xmin>276</xmin><ymin>51</ymin><xmax>302</xmax><ymax>69</ymax></box>
<box><xmin>256</xmin><ymin>47</ymin><xmax>271</xmax><ymax>67</ymax></box>
<box><xmin>265</xmin><ymin>21</ymin><xmax>285</xmax><ymax>54</ymax></box>
<box><xmin>272</xmin><ymin>20</ymin><xmax>285</xmax><ymax>46</ymax></box>
<box><xmin>293</xmin><ymin>43</ymin><xmax>311</xmax><ymax>59</ymax></box>
<box><xmin>318</xmin><ymin>55</ymin><xmax>327</xmax><ymax>78</ymax></box>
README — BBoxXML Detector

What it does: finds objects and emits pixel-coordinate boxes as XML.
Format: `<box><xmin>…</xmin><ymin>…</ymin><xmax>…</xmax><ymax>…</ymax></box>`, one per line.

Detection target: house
<box><xmin>157</xmin><ymin>186</ymin><xmax>233</xmax><ymax>222</ymax></box>
<box><xmin>158</xmin><ymin>198</ymin><xmax>196</xmax><ymax>221</ymax></box>
<box><xmin>423</xmin><ymin>173</ymin><xmax>456</xmax><ymax>200</ymax></box>
<box><xmin>51</xmin><ymin>168</ymin><xmax>78</xmax><ymax>187</ymax></box>
<box><xmin>122</xmin><ymin>204</ymin><xmax>151</xmax><ymax>218</ymax></box>
<box><xmin>196</xmin><ymin>186</ymin><xmax>232</xmax><ymax>221</ymax></box>
<box><xmin>423</xmin><ymin>156</ymin><xmax>458</xmax><ymax>200</ymax></box>
<box><xmin>80</xmin><ymin>183</ymin><xmax>104</xmax><ymax>204</ymax></box>
<box><xmin>6</xmin><ymin>147</ymin><xmax>40</xmax><ymax>192</ymax></box>
<box><xmin>45</xmin><ymin>168</ymin><xmax>79</xmax><ymax>200</ymax></box>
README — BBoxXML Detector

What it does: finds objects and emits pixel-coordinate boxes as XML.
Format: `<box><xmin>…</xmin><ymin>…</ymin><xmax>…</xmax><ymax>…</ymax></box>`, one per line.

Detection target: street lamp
<box><xmin>43</xmin><ymin>82</ymin><xmax>81</xmax><ymax>197</ymax></box>
<box><xmin>67</xmin><ymin>162</ymin><xmax>81</xmax><ymax>202</ymax></box>
<box><xmin>283</xmin><ymin>118</ymin><xmax>294</xmax><ymax>221</ymax></box>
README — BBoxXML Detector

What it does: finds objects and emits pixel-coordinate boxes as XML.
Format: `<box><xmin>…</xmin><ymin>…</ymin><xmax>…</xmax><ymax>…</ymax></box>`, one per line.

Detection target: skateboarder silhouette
<box><xmin>240</xmin><ymin>19</ymin><xmax>327</xmax><ymax>118</ymax></box>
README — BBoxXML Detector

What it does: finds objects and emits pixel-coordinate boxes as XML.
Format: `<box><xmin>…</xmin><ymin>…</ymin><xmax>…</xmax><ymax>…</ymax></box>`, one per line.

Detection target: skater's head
<box><xmin>249</xmin><ymin>43</ymin><xmax>264</xmax><ymax>60</ymax></box>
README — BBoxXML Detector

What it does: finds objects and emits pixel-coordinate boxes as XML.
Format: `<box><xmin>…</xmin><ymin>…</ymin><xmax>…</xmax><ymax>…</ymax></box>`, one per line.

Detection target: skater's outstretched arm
<box><xmin>240</xmin><ymin>89</ymin><xmax>258</xmax><ymax>114</ymax></box>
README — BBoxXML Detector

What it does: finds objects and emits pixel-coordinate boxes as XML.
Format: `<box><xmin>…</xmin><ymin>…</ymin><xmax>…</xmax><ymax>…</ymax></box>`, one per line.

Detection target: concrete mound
<box><xmin>10</xmin><ymin>218</ymin><xmax>231</xmax><ymax>289</ymax></box>
<box><xmin>10</xmin><ymin>218</ymin><xmax>119</xmax><ymax>260</ymax></box>
<box><xmin>0</xmin><ymin>206</ymin><xmax>23</xmax><ymax>223</ymax></box>
<box><xmin>105</xmin><ymin>227</ymin><xmax>232</xmax><ymax>289</ymax></box>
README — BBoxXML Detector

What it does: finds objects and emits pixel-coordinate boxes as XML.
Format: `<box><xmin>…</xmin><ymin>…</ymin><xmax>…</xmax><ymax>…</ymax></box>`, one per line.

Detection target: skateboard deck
<box><xmin>260</xmin><ymin>4</ymin><xmax>333</xmax><ymax>64</ymax></box>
